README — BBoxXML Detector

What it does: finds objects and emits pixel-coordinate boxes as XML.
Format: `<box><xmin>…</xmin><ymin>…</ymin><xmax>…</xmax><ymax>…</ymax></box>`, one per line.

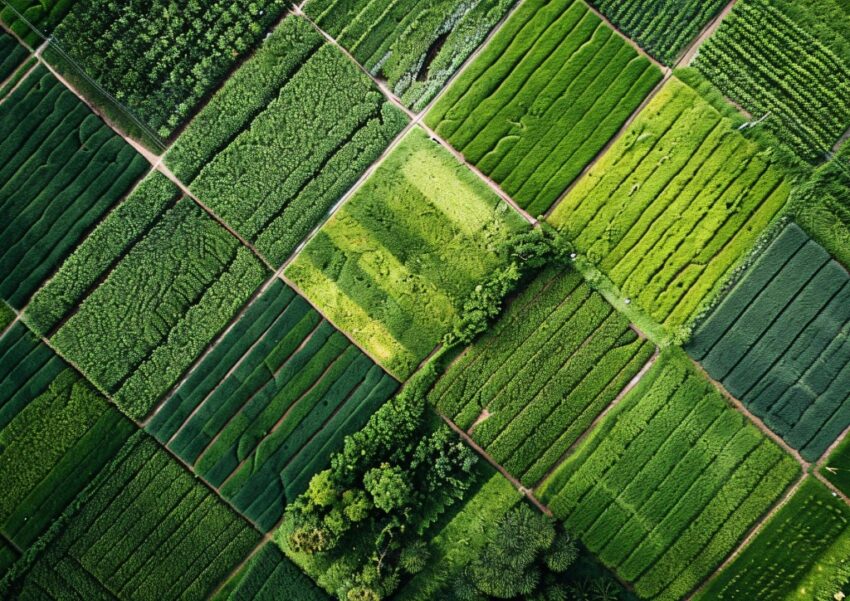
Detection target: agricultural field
<box><xmin>432</xmin><ymin>267</ymin><xmax>655</xmax><ymax>487</ymax></box>
<box><xmin>147</xmin><ymin>278</ymin><xmax>398</xmax><ymax>531</ymax></box>
<box><xmin>588</xmin><ymin>0</ymin><xmax>727</xmax><ymax>64</ymax></box>
<box><xmin>688</xmin><ymin>223</ymin><xmax>850</xmax><ymax>462</ymax></box>
<box><xmin>285</xmin><ymin>127</ymin><xmax>528</xmax><ymax>379</ymax></box>
<box><xmin>0</xmin><ymin>30</ymin><xmax>27</xmax><ymax>82</ymax></box>
<box><xmin>539</xmin><ymin>351</ymin><xmax>800</xmax><ymax>600</ymax></box>
<box><xmin>166</xmin><ymin>15</ymin><xmax>407</xmax><ymax>266</ymax></box>
<box><xmin>0</xmin><ymin>0</ymin><xmax>73</xmax><ymax>47</ymax></box>
<box><xmin>822</xmin><ymin>434</ymin><xmax>850</xmax><ymax>497</ymax></box>
<box><xmin>548</xmin><ymin>77</ymin><xmax>791</xmax><ymax>330</ymax></box>
<box><xmin>215</xmin><ymin>543</ymin><xmax>329</xmax><ymax>601</ymax></box>
<box><xmin>303</xmin><ymin>0</ymin><xmax>514</xmax><ymax>111</ymax></box>
<box><xmin>44</xmin><ymin>189</ymin><xmax>267</xmax><ymax>419</ymax></box>
<box><xmin>49</xmin><ymin>0</ymin><xmax>289</xmax><ymax>138</ymax></box>
<box><xmin>1</xmin><ymin>432</ymin><xmax>261</xmax><ymax>601</ymax></box>
<box><xmin>694</xmin><ymin>0</ymin><xmax>850</xmax><ymax>162</ymax></box>
<box><xmin>0</xmin><ymin>65</ymin><xmax>149</xmax><ymax>310</ymax></box>
<box><xmin>0</xmin><ymin>323</ymin><xmax>135</xmax><ymax>576</ymax></box>
<box><xmin>426</xmin><ymin>0</ymin><xmax>662</xmax><ymax>216</ymax></box>
<box><xmin>696</xmin><ymin>478</ymin><xmax>850</xmax><ymax>600</ymax></box>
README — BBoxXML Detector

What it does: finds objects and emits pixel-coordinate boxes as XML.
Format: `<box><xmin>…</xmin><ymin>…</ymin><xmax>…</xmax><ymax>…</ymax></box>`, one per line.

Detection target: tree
<box><xmin>363</xmin><ymin>464</ymin><xmax>413</xmax><ymax>513</ymax></box>
<box><xmin>399</xmin><ymin>540</ymin><xmax>431</xmax><ymax>575</ymax></box>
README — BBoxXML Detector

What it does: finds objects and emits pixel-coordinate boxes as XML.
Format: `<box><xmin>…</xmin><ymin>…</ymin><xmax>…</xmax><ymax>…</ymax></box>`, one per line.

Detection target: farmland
<box><xmin>432</xmin><ymin>267</ymin><xmax>655</xmax><ymax>487</ymax></box>
<box><xmin>2</xmin><ymin>432</ymin><xmax>260</xmax><ymax>600</ymax></box>
<box><xmin>303</xmin><ymin>0</ymin><xmax>514</xmax><ymax>111</ymax></box>
<box><xmin>588</xmin><ymin>0</ymin><xmax>727</xmax><ymax>64</ymax></box>
<box><xmin>167</xmin><ymin>15</ymin><xmax>407</xmax><ymax>266</ymax></box>
<box><xmin>426</xmin><ymin>0</ymin><xmax>662</xmax><ymax>216</ymax></box>
<box><xmin>539</xmin><ymin>351</ymin><xmax>800</xmax><ymax>600</ymax></box>
<box><xmin>0</xmin><ymin>0</ymin><xmax>72</xmax><ymax>47</ymax></box>
<box><xmin>688</xmin><ymin>223</ymin><xmax>850</xmax><ymax>462</ymax></box>
<box><xmin>148</xmin><ymin>278</ymin><xmax>398</xmax><ymax>531</ymax></box>
<box><xmin>0</xmin><ymin>30</ymin><xmax>27</xmax><ymax>82</ymax></box>
<box><xmin>215</xmin><ymin>543</ymin><xmax>328</xmax><ymax>601</ymax></box>
<box><xmin>694</xmin><ymin>0</ymin><xmax>850</xmax><ymax>162</ymax></box>
<box><xmin>48</xmin><ymin>194</ymin><xmax>267</xmax><ymax>419</ymax></box>
<box><xmin>0</xmin><ymin>65</ymin><xmax>149</xmax><ymax>310</ymax></box>
<box><xmin>696</xmin><ymin>478</ymin><xmax>850</xmax><ymax>600</ymax></box>
<box><xmin>548</xmin><ymin>77</ymin><xmax>791</xmax><ymax>330</ymax></box>
<box><xmin>285</xmin><ymin>127</ymin><xmax>528</xmax><ymax>379</ymax></box>
<box><xmin>0</xmin><ymin>323</ymin><xmax>135</xmax><ymax>575</ymax></box>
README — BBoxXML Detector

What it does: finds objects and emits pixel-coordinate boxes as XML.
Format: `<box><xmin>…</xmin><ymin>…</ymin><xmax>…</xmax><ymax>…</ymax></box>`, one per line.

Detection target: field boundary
<box><xmin>673</xmin><ymin>0</ymin><xmax>738</xmax><ymax>68</ymax></box>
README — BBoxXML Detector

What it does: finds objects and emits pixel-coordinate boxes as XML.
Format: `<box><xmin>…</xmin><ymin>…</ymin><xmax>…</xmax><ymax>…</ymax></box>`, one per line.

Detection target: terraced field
<box><xmin>432</xmin><ymin>268</ymin><xmax>655</xmax><ymax>487</ymax></box>
<box><xmin>0</xmin><ymin>65</ymin><xmax>149</xmax><ymax>310</ymax></box>
<box><xmin>286</xmin><ymin>127</ymin><xmax>528</xmax><ymax>379</ymax></box>
<box><xmin>167</xmin><ymin>16</ymin><xmax>407</xmax><ymax>266</ymax></box>
<box><xmin>539</xmin><ymin>351</ymin><xmax>800</xmax><ymax>600</ymax></box>
<box><xmin>696</xmin><ymin>479</ymin><xmax>850</xmax><ymax>600</ymax></box>
<box><xmin>427</xmin><ymin>0</ymin><xmax>662</xmax><ymax>215</ymax></box>
<box><xmin>548</xmin><ymin>77</ymin><xmax>791</xmax><ymax>330</ymax></box>
<box><xmin>46</xmin><ymin>194</ymin><xmax>267</xmax><ymax>419</ymax></box>
<box><xmin>2</xmin><ymin>433</ymin><xmax>260</xmax><ymax>601</ymax></box>
<box><xmin>303</xmin><ymin>0</ymin><xmax>514</xmax><ymax>111</ymax></box>
<box><xmin>148</xmin><ymin>279</ymin><xmax>398</xmax><ymax>531</ymax></box>
<box><xmin>694</xmin><ymin>0</ymin><xmax>850</xmax><ymax>161</ymax></box>
<box><xmin>688</xmin><ymin>223</ymin><xmax>850</xmax><ymax>462</ymax></box>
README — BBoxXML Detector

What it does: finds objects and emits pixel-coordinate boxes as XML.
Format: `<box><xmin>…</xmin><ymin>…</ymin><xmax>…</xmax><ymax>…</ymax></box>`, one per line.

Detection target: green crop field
<box><xmin>548</xmin><ymin>77</ymin><xmax>791</xmax><ymax>330</ymax></box>
<box><xmin>539</xmin><ymin>351</ymin><xmax>800</xmax><ymax>600</ymax></box>
<box><xmin>694</xmin><ymin>0</ymin><xmax>850</xmax><ymax>162</ymax></box>
<box><xmin>696</xmin><ymin>478</ymin><xmax>850</xmax><ymax>600</ymax></box>
<box><xmin>688</xmin><ymin>224</ymin><xmax>850</xmax><ymax>462</ymax></box>
<box><xmin>588</xmin><ymin>0</ymin><xmax>727</xmax><ymax>64</ymax></box>
<box><xmin>426</xmin><ymin>0</ymin><xmax>662</xmax><ymax>216</ymax></box>
<box><xmin>217</xmin><ymin>543</ymin><xmax>329</xmax><ymax>601</ymax></box>
<box><xmin>0</xmin><ymin>30</ymin><xmax>27</xmax><ymax>82</ymax></box>
<box><xmin>285</xmin><ymin>127</ymin><xmax>528</xmax><ymax>379</ymax></box>
<box><xmin>148</xmin><ymin>278</ymin><xmax>398</xmax><ymax>531</ymax></box>
<box><xmin>432</xmin><ymin>267</ymin><xmax>655</xmax><ymax>487</ymax></box>
<box><xmin>303</xmin><ymin>0</ymin><xmax>514</xmax><ymax>111</ymax></box>
<box><xmin>0</xmin><ymin>65</ymin><xmax>149</xmax><ymax>310</ymax></box>
<box><xmin>0</xmin><ymin>0</ymin><xmax>73</xmax><ymax>47</ymax></box>
<box><xmin>167</xmin><ymin>16</ymin><xmax>407</xmax><ymax>266</ymax></box>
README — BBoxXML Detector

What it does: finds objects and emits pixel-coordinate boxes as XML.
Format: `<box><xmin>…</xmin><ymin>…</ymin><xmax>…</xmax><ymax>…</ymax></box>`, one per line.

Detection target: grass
<box><xmin>285</xmin><ymin>126</ymin><xmax>528</xmax><ymax>379</ymax></box>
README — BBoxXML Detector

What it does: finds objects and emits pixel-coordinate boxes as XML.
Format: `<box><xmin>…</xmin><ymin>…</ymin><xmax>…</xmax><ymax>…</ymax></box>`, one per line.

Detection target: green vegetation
<box><xmin>286</xmin><ymin>127</ymin><xmax>528</xmax><ymax>379</ymax></box>
<box><xmin>688</xmin><ymin>224</ymin><xmax>850</xmax><ymax>462</ymax></box>
<box><xmin>822</xmin><ymin>434</ymin><xmax>850</xmax><ymax>496</ymax></box>
<box><xmin>52</xmin><ymin>0</ymin><xmax>289</xmax><ymax>137</ymax></box>
<box><xmin>222</xmin><ymin>543</ymin><xmax>330</xmax><ymax>601</ymax></box>
<box><xmin>696</xmin><ymin>478</ymin><xmax>850</xmax><ymax>600</ymax></box>
<box><xmin>694</xmin><ymin>0</ymin><xmax>850</xmax><ymax>162</ymax></box>
<box><xmin>548</xmin><ymin>77</ymin><xmax>791</xmax><ymax>331</ymax></box>
<box><xmin>0</xmin><ymin>301</ymin><xmax>14</xmax><ymax>332</ymax></box>
<box><xmin>148</xmin><ymin>279</ymin><xmax>398</xmax><ymax>531</ymax></box>
<box><xmin>303</xmin><ymin>0</ymin><xmax>514</xmax><ymax>111</ymax></box>
<box><xmin>50</xmin><ymin>198</ymin><xmax>267</xmax><ymax>419</ymax></box>
<box><xmin>589</xmin><ymin>0</ymin><xmax>727</xmax><ymax>65</ymax></box>
<box><xmin>0</xmin><ymin>30</ymin><xmax>28</xmax><ymax>81</ymax></box>
<box><xmin>426</xmin><ymin>0</ymin><xmax>662</xmax><ymax>215</ymax></box>
<box><xmin>0</xmin><ymin>65</ymin><xmax>149</xmax><ymax>309</ymax></box>
<box><xmin>0</xmin><ymin>0</ymin><xmax>73</xmax><ymax>47</ymax></box>
<box><xmin>539</xmin><ymin>351</ymin><xmax>800</xmax><ymax>600</ymax></box>
<box><xmin>2</xmin><ymin>432</ymin><xmax>261</xmax><ymax>600</ymax></box>
<box><xmin>432</xmin><ymin>267</ymin><xmax>655</xmax><ymax>487</ymax></box>
<box><xmin>169</xmin><ymin>16</ymin><xmax>407</xmax><ymax>266</ymax></box>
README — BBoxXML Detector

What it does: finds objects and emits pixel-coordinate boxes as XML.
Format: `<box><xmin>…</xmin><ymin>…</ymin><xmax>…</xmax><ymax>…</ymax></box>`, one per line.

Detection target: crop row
<box><xmin>167</xmin><ymin>15</ymin><xmax>407</xmax><ymax>267</ymax></box>
<box><xmin>538</xmin><ymin>351</ymin><xmax>800</xmax><ymax>600</ymax></box>
<box><xmin>549</xmin><ymin>77</ymin><xmax>790</xmax><ymax>330</ymax></box>
<box><xmin>688</xmin><ymin>224</ymin><xmax>850</xmax><ymax>461</ymax></box>
<box><xmin>148</xmin><ymin>279</ymin><xmax>398</xmax><ymax>531</ymax></box>
<box><xmin>0</xmin><ymin>0</ymin><xmax>72</xmax><ymax>47</ymax></box>
<box><xmin>432</xmin><ymin>268</ymin><xmax>654</xmax><ymax>487</ymax></box>
<box><xmin>304</xmin><ymin>0</ymin><xmax>514</xmax><ymax>111</ymax></box>
<box><xmin>589</xmin><ymin>0</ymin><xmax>726</xmax><ymax>65</ymax></box>
<box><xmin>0</xmin><ymin>31</ymin><xmax>28</xmax><ymax>83</ymax></box>
<box><xmin>426</xmin><ymin>0</ymin><xmax>662</xmax><ymax>216</ymax></box>
<box><xmin>47</xmin><ymin>196</ymin><xmax>267</xmax><ymax>419</ymax></box>
<box><xmin>697</xmin><ymin>478</ymin><xmax>850</xmax><ymax>599</ymax></box>
<box><xmin>285</xmin><ymin>127</ymin><xmax>528</xmax><ymax>379</ymax></box>
<box><xmin>694</xmin><ymin>0</ymin><xmax>850</xmax><ymax>162</ymax></box>
<box><xmin>0</xmin><ymin>66</ymin><xmax>149</xmax><ymax>310</ymax></box>
<box><xmin>223</xmin><ymin>543</ymin><xmax>328</xmax><ymax>601</ymax></box>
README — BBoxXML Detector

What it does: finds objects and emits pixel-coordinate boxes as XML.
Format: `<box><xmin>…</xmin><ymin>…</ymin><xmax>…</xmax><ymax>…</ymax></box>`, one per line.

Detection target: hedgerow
<box><xmin>548</xmin><ymin>77</ymin><xmax>791</xmax><ymax>332</ymax></box>
<box><xmin>0</xmin><ymin>66</ymin><xmax>148</xmax><ymax>310</ymax></box>
<box><xmin>51</xmin><ymin>199</ymin><xmax>267</xmax><ymax>419</ymax></box>
<box><xmin>52</xmin><ymin>0</ymin><xmax>289</xmax><ymax>137</ymax></box>
<box><xmin>426</xmin><ymin>0</ymin><xmax>662</xmax><ymax>215</ymax></box>
<box><xmin>171</xmin><ymin>17</ymin><xmax>407</xmax><ymax>266</ymax></box>
<box><xmin>538</xmin><ymin>351</ymin><xmax>799</xmax><ymax>600</ymax></box>
<box><xmin>304</xmin><ymin>0</ymin><xmax>514</xmax><ymax>111</ymax></box>
<box><xmin>285</xmin><ymin>127</ymin><xmax>527</xmax><ymax>379</ymax></box>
